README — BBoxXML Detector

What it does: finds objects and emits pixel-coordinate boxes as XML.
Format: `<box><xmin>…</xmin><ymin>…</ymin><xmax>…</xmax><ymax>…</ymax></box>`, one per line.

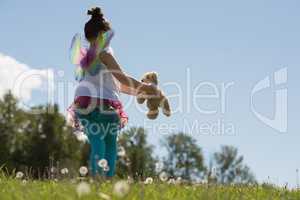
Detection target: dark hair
<box><xmin>84</xmin><ymin>7</ymin><xmax>111</xmax><ymax>42</ymax></box>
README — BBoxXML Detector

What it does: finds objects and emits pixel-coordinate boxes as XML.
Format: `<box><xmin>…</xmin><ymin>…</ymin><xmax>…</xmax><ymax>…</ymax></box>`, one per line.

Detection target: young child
<box><xmin>68</xmin><ymin>7</ymin><xmax>157</xmax><ymax>177</ymax></box>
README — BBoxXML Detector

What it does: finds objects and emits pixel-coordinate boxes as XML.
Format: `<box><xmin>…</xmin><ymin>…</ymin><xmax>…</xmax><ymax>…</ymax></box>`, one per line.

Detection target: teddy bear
<box><xmin>137</xmin><ymin>72</ymin><xmax>171</xmax><ymax>119</ymax></box>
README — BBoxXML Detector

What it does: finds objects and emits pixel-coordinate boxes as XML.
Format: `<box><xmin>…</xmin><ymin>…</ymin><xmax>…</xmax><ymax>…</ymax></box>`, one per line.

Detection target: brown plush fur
<box><xmin>137</xmin><ymin>72</ymin><xmax>171</xmax><ymax>119</ymax></box>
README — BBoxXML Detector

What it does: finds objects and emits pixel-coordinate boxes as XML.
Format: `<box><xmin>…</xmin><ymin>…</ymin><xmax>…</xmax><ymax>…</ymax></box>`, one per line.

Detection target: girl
<box><xmin>68</xmin><ymin>7</ymin><xmax>157</xmax><ymax>177</ymax></box>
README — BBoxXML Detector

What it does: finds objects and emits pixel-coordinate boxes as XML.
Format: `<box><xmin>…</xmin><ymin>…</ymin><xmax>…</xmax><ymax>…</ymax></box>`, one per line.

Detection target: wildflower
<box><xmin>98</xmin><ymin>192</ymin><xmax>111</xmax><ymax>200</ymax></box>
<box><xmin>16</xmin><ymin>172</ymin><xmax>24</xmax><ymax>179</ymax></box>
<box><xmin>76</xmin><ymin>182</ymin><xmax>91</xmax><ymax>197</ymax></box>
<box><xmin>144</xmin><ymin>177</ymin><xmax>153</xmax><ymax>185</ymax></box>
<box><xmin>61</xmin><ymin>168</ymin><xmax>69</xmax><ymax>175</ymax></box>
<box><xmin>22</xmin><ymin>180</ymin><xmax>27</xmax><ymax>185</ymax></box>
<box><xmin>98</xmin><ymin>159</ymin><xmax>108</xmax><ymax>168</ymax></box>
<box><xmin>79</xmin><ymin>166</ymin><xmax>88</xmax><ymax>176</ymax></box>
<box><xmin>113</xmin><ymin>180</ymin><xmax>130</xmax><ymax>198</ymax></box>
<box><xmin>159</xmin><ymin>171</ymin><xmax>168</xmax><ymax>182</ymax></box>
<box><xmin>117</xmin><ymin>146</ymin><xmax>126</xmax><ymax>157</ymax></box>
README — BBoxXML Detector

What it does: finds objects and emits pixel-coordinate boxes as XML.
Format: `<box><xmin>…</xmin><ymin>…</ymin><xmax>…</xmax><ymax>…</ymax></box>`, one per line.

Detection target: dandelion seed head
<box><xmin>50</xmin><ymin>167</ymin><xmax>56</xmax><ymax>173</ymax></box>
<box><xmin>61</xmin><ymin>168</ymin><xmax>69</xmax><ymax>175</ymax></box>
<box><xmin>16</xmin><ymin>172</ymin><xmax>24</xmax><ymax>179</ymax></box>
<box><xmin>98</xmin><ymin>159</ymin><xmax>108</xmax><ymax>168</ymax></box>
<box><xmin>79</xmin><ymin>166</ymin><xmax>88</xmax><ymax>176</ymax></box>
<box><xmin>159</xmin><ymin>171</ymin><xmax>168</xmax><ymax>182</ymax></box>
<box><xmin>155</xmin><ymin>162</ymin><xmax>164</xmax><ymax>172</ymax></box>
<box><xmin>144</xmin><ymin>177</ymin><xmax>153</xmax><ymax>185</ymax></box>
<box><xmin>75</xmin><ymin>131</ymin><xmax>88</xmax><ymax>142</ymax></box>
<box><xmin>176</xmin><ymin>177</ymin><xmax>182</xmax><ymax>184</ymax></box>
<box><xmin>113</xmin><ymin>180</ymin><xmax>130</xmax><ymax>198</ymax></box>
<box><xmin>40</xmin><ymin>134</ymin><xmax>47</xmax><ymax>139</ymax></box>
<box><xmin>168</xmin><ymin>178</ymin><xmax>176</xmax><ymax>184</ymax></box>
<box><xmin>103</xmin><ymin>165</ymin><xmax>110</xmax><ymax>172</ymax></box>
<box><xmin>76</xmin><ymin>182</ymin><xmax>91</xmax><ymax>197</ymax></box>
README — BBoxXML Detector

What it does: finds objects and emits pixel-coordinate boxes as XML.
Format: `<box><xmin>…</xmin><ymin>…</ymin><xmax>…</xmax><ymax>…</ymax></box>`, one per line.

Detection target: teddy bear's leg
<box><xmin>147</xmin><ymin>109</ymin><xmax>159</xmax><ymax>119</ymax></box>
<box><xmin>136</xmin><ymin>92</ymin><xmax>146</xmax><ymax>104</ymax></box>
<box><xmin>161</xmin><ymin>97</ymin><xmax>171</xmax><ymax>117</ymax></box>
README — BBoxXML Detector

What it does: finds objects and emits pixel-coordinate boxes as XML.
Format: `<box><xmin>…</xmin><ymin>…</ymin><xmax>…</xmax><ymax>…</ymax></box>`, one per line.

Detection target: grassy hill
<box><xmin>0</xmin><ymin>176</ymin><xmax>299</xmax><ymax>200</ymax></box>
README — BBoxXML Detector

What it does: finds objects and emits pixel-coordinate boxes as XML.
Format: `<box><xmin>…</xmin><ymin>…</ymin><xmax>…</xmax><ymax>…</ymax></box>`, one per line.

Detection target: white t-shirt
<box><xmin>74</xmin><ymin>47</ymin><xmax>120</xmax><ymax>101</ymax></box>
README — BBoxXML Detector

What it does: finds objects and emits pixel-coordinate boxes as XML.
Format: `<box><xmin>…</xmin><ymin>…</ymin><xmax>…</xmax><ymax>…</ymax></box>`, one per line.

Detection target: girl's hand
<box><xmin>100</xmin><ymin>52</ymin><xmax>158</xmax><ymax>96</ymax></box>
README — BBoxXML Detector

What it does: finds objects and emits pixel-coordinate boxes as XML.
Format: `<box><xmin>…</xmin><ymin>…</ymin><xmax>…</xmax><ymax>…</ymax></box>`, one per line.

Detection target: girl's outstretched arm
<box><xmin>99</xmin><ymin>52</ymin><xmax>156</xmax><ymax>96</ymax></box>
<box><xmin>119</xmin><ymin>84</ymin><xmax>138</xmax><ymax>96</ymax></box>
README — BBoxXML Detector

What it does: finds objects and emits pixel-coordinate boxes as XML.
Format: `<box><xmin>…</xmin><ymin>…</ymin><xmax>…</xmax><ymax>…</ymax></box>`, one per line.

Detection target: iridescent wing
<box><xmin>70</xmin><ymin>33</ymin><xmax>81</xmax><ymax>65</ymax></box>
<box><xmin>70</xmin><ymin>30</ymin><xmax>115</xmax><ymax>81</ymax></box>
<box><xmin>69</xmin><ymin>33</ymin><xmax>88</xmax><ymax>81</ymax></box>
<box><xmin>97</xmin><ymin>30</ymin><xmax>114</xmax><ymax>51</ymax></box>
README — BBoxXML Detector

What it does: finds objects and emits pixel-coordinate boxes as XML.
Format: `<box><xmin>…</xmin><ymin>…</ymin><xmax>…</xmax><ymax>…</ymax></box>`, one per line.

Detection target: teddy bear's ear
<box><xmin>150</xmin><ymin>72</ymin><xmax>158</xmax><ymax>85</ymax></box>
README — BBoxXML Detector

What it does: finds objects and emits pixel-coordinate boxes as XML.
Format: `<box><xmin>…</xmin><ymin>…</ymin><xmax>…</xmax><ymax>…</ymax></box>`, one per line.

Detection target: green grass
<box><xmin>0</xmin><ymin>177</ymin><xmax>299</xmax><ymax>200</ymax></box>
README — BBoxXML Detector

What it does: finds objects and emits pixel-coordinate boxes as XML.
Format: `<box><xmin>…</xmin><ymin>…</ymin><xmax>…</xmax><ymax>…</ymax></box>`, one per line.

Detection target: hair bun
<box><xmin>87</xmin><ymin>7</ymin><xmax>103</xmax><ymax>18</ymax></box>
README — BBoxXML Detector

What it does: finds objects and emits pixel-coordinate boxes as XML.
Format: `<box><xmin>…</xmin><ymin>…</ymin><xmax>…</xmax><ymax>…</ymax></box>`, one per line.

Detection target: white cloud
<box><xmin>0</xmin><ymin>53</ymin><xmax>54</xmax><ymax>102</ymax></box>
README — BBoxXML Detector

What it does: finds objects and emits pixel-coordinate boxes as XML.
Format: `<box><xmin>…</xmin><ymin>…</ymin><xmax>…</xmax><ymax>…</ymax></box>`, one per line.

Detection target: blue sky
<box><xmin>0</xmin><ymin>0</ymin><xmax>300</xmax><ymax>187</ymax></box>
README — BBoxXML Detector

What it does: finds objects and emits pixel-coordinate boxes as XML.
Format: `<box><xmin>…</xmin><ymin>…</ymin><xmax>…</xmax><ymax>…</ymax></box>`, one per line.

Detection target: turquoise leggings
<box><xmin>76</xmin><ymin>107</ymin><xmax>120</xmax><ymax>177</ymax></box>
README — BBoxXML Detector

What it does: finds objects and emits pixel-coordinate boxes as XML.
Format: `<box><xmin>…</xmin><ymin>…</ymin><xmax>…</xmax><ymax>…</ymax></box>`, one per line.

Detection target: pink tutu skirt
<box><xmin>67</xmin><ymin>96</ymin><xmax>128</xmax><ymax>130</ymax></box>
